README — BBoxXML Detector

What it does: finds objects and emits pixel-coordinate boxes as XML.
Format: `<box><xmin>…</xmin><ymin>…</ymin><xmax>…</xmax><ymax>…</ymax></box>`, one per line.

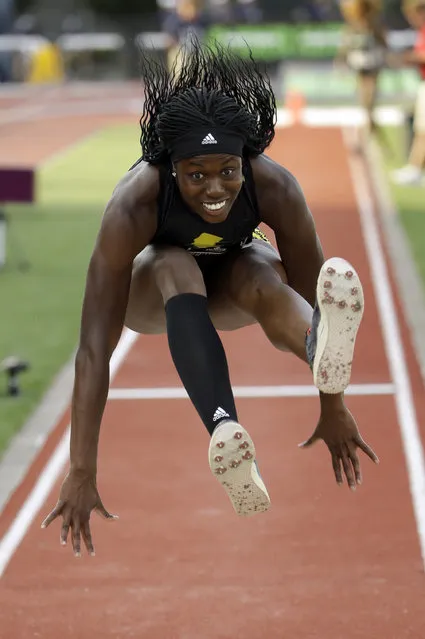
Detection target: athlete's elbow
<box><xmin>75</xmin><ymin>338</ymin><xmax>109</xmax><ymax>376</ymax></box>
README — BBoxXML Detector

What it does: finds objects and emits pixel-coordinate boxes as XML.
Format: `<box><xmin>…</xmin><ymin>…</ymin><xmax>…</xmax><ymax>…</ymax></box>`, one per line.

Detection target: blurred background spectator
<box><xmin>234</xmin><ymin>0</ymin><xmax>263</xmax><ymax>24</ymax></box>
<box><xmin>392</xmin><ymin>0</ymin><xmax>425</xmax><ymax>184</ymax></box>
<box><xmin>336</xmin><ymin>1</ymin><xmax>388</xmax><ymax>140</ymax></box>
<box><xmin>0</xmin><ymin>0</ymin><xmax>420</xmax><ymax>104</ymax></box>
<box><xmin>207</xmin><ymin>0</ymin><xmax>234</xmax><ymax>24</ymax></box>
<box><xmin>0</xmin><ymin>0</ymin><xmax>14</xmax><ymax>82</ymax></box>
<box><xmin>162</xmin><ymin>0</ymin><xmax>210</xmax><ymax>70</ymax></box>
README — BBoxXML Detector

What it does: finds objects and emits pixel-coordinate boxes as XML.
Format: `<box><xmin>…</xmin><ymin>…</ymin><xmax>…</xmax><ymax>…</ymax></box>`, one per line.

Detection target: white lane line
<box><xmin>343</xmin><ymin>128</ymin><xmax>425</xmax><ymax>570</ymax></box>
<box><xmin>108</xmin><ymin>383</ymin><xmax>395</xmax><ymax>400</ymax></box>
<box><xmin>0</xmin><ymin>329</ymin><xmax>139</xmax><ymax>578</ymax></box>
<box><xmin>0</xmin><ymin>98</ymin><xmax>403</xmax><ymax>128</ymax></box>
<box><xmin>364</xmin><ymin>137</ymin><xmax>425</xmax><ymax>386</ymax></box>
<box><xmin>0</xmin><ymin>126</ymin><xmax>121</xmax><ymax>520</ymax></box>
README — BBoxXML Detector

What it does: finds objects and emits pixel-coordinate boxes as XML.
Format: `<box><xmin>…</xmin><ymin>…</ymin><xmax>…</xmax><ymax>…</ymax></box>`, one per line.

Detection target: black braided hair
<box><xmin>139</xmin><ymin>38</ymin><xmax>277</xmax><ymax>165</ymax></box>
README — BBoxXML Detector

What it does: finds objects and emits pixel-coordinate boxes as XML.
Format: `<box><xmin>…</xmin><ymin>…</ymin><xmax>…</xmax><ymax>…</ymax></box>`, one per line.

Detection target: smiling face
<box><xmin>174</xmin><ymin>154</ymin><xmax>244</xmax><ymax>223</ymax></box>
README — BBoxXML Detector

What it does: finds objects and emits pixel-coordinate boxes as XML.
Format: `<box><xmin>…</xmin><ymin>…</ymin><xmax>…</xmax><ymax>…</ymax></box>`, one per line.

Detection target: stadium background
<box><xmin>1</xmin><ymin>2</ymin><xmax>425</xmax><ymax>637</ymax></box>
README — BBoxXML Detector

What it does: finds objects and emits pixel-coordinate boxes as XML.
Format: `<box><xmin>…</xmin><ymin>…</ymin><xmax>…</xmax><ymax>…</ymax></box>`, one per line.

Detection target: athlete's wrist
<box><xmin>319</xmin><ymin>391</ymin><xmax>345</xmax><ymax>412</ymax></box>
<box><xmin>69</xmin><ymin>461</ymin><xmax>97</xmax><ymax>476</ymax></box>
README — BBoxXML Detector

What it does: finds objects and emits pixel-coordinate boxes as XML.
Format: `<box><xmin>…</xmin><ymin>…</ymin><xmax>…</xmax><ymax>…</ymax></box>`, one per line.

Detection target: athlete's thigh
<box><xmin>206</xmin><ymin>240</ymin><xmax>287</xmax><ymax>330</ymax></box>
<box><xmin>225</xmin><ymin>239</ymin><xmax>287</xmax><ymax>301</ymax></box>
<box><xmin>125</xmin><ymin>244</ymin><xmax>206</xmax><ymax>334</ymax></box>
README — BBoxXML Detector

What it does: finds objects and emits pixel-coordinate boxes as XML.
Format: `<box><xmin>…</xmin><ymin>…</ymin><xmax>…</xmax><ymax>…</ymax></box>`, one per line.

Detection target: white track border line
<box><xmin>343</xmin><ymin>128</ymin><xmax>425</xmax><ymax>570</ymax></box>
<box><xmin>0</xmin><ymin>126</ymin><xmax>122</xmax><ymax>519</ymax></box>
<box><xmin>0</xmin><ymin>329</ymin><xmax>139</xmax><ymax>578</ymax></box>
<box><xmin>108</xmin><ymin>383</ymin><xmax>394</xmax><ymax>400</ymax></box>
<box><xmin>0</xmin><ymin>90</ymin><xmax>405</xmax><ymax>128</ymax></box>
<box><xmin>364</xmin><ymin>137</ymin><xmax>425</xmax><ymax>385</ymax></box>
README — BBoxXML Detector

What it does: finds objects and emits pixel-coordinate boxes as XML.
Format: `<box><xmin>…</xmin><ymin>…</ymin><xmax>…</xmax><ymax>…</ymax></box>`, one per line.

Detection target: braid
<box><xmin>139</xmin><ymin>39</ymin><xmax>276</xmax><ymax>165</ymax></box>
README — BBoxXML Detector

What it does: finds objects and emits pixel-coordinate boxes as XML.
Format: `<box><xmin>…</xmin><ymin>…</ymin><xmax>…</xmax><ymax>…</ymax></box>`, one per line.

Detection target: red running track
<box><xmin>1</xmin><ymin>126</ymin><xmax>425</xmax><ymax>639</ymax></box>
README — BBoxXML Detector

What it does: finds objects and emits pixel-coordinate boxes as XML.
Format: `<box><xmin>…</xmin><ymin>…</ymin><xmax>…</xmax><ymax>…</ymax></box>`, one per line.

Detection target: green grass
<box><xmin>0</xmin><ymin>124</ymin><xmax>141</xmax><ymax>453</ymax></box>
<box><xmin>380</xmin><ymin>126</ymin><xmax>425</xmax><ymax>286</ymax></box>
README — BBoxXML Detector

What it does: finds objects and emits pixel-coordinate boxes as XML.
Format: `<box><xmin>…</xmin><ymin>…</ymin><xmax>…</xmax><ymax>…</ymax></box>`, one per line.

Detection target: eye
<box><xmin>190</xmin><ymin>172</ymin><xmax>204</xmax><ymax>181</ymax></box>
<box><xmin>222</xmin><ymin>167</ymin><xmax>236</xmax><ymax>177</ymax></box>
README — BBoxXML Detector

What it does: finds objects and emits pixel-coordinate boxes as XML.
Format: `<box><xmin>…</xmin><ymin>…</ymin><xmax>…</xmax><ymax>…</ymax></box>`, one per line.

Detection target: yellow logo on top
<box><xmin>192</xmin><ymin>233</ymin><xmax>224</xmax><ymax>249</ymax></box>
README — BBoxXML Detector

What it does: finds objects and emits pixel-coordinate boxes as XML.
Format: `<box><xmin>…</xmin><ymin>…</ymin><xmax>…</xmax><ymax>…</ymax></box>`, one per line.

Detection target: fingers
<box><xmin>341</xmin><ymin>446</ymin><xmax>357</xmax><ymax>491</ymax></box>
<box><xmin>60</xmin><ymin>514</ymin><xmax>71</xmax><ymax>547</ymax></box>
<box><xmin>71</xmin><ymin>518</ymin><xmax>82</xmax><ymax>558</ymax></box>
<box><xmin>355</xmin><ymin>435</ymin><xmax>380</xmax><ymax>464</ymax></box>
<box><xmin>334</xmin><ymin>444</ymin><xmax>365</xmax><ymax>490</ymax></box>
<box><xmin>63</xmin><ymin>517</ymin><xmax>96</xmax><ymax>558</ymax></box>
<box><xmin>81</xmin><ymin>521</ymin><xmax>95</xmax><ymax>557</ymax></box>
<box><xmin>298</xmin><ymin>433</ymin><xmax>319</xmax><ymax>449</ymax></box>
<box><xmin>331</xmin><ymin>454</ymin><xmax>343</xmax><ymax>486</ymax></box>
<box><xmin>348</xmin><ymin>446</ymin><xmax>362</xmax><ymax>486</ymax></box>
<box><xmin>41</xmin><ymin>501</ymin><xmax>64</xmax><ymax>529</ymax></box>
<box><xmin>94</xmin><ymin>502</ymin><xmax>119</xmax><ymax>521</ymax></box>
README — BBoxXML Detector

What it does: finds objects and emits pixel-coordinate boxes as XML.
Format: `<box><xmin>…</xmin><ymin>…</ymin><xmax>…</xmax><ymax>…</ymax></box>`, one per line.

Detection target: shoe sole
<box><xmin>313</xmin><ymin>257</ymin><xmax>364</xmax><ymax>394</ymax></box>
<box><xmin>208</xmin><ymin>421</ymin><xmax>270</xmax><ymax>517</ymax></box>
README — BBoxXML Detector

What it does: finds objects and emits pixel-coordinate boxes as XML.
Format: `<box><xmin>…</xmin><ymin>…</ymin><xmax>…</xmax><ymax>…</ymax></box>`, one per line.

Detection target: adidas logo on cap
<box><xmin>202</xmin><ymin>133</ymin><xmax>218</xmax><ymax>145</ymax></box>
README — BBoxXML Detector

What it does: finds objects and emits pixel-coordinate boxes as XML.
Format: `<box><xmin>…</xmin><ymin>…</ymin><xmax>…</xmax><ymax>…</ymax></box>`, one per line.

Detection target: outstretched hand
<box><xmin>299</xmin><ymin>404</ymin><xmax>379</xmax><ymax>490</ymax></box>
<box><xmin>41</xmin><ymin>470</ymin><xmax>118</xmax><ymax>557</ymax></box>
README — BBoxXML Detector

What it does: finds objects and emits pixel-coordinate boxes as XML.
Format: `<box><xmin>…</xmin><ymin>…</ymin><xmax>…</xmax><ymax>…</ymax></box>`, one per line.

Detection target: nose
<box><xmin>205</xmin><ymin>177</ymin><xmax>226</xmax><ymax>199</ymax></box>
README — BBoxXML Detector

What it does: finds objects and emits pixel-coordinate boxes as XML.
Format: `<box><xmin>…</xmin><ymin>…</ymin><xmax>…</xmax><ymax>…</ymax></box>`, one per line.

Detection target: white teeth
<box><xmin>203</xmin><ymin>201</ymin><xmax>226</xmax><ymax>212</ymax></box>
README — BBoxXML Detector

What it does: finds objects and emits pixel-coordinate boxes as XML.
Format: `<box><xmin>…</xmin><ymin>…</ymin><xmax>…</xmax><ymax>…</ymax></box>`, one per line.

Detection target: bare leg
<box><xmin>125</xmin><ymin>245</ymin><xmax>206</xmax><ymax>334</ymax></box>
<box><xmin>211</xmin><ymin>241</ymin><xmax>364</xmax><ymax>394</ymax></box>
<box><xmin>125</xmin><ymin>245</ymin><xmax>239</xmax><ymax>435</ymax></box>
<box><xmin>392</xmin><ymin>84</ymin><xmax>425</xmax><ymax>183</ymax></box>
<box><xmin>357</xmin><ymin>72</ymin><xmax>378</xmax><ymax>136</ymax></box>
<box><xmin>124</xmin><ymin>244</ymin><xmax>271</xmax><ymax>515</ymax></box>
<box><xmin>208</xmin><ymin>240</ymin><xmax>312</xmax><ymax>362</ymax></box>
<box><xmin>408</xmin><ymin>132</ymin><xmax>425</xmax><ymax>169</ymax></box>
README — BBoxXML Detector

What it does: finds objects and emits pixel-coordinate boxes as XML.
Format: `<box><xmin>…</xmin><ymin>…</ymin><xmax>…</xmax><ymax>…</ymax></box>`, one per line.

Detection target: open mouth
<box><xmin>202</xmin><ymin>200</ymin><xmax>228</xmax><ymax>213</ymax></box>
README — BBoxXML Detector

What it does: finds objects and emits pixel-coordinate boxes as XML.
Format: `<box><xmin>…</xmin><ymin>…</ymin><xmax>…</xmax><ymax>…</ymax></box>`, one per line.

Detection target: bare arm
<box><xmin>254</xmin><ymin>158</ymin><xmax>346</xmax><ymax>410</ymax></box>
<box><xmin>372</xmin><ymin>19</ymin><xmax>388</xmax><ymax>49</ymax></box>
<box><xmin>70</xmin><ymin>170</ymin><xmax>157</xmax><ymax>474</ymax></box>
<box><xmin>403</xmin><ymin>48</ymin><xmax>425</xmax><ymax>64</ymax></box>
<box><xmin>41</xmin><ymin>164</ymin><xmax>159</xmax><ymax>554</ymax></box>
<box><xmin>255</xmin><ymin>158</ymin><xmax>324</xmax><ymax>308</ymax></box>
<box><xmin>252</xmin><ymin>161</ymin><xmax>378</xmax><ymax>486</ymax></box>
<box><xmin>335</xmin><ymin>25</ymin><xmax>351</xmax><ymax>63</ymax></box>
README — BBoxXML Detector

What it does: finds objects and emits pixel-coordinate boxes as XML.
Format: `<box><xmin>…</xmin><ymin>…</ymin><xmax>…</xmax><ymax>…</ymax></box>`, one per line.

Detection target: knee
<box><xmin>236</xmin><ymin>266</ymin><xmax>284</xmax><ymax>314</ymax></box>
<box><xmin>150</xmin><ymin>246</ymin><xmax>206</xmax><ymax>302</ymax></box>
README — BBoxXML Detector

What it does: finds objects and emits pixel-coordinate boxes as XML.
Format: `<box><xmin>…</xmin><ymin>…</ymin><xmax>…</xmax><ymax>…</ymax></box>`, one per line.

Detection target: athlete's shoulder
<box><xmin>249</xmin><ymin>154</ymin><xmax>310</xmax><ymax>231</ymax></box>
<box><xmin>249</xmin><ymin>154</ymin><xmax>303</xmax><ymax>204</ymax></box>
<box><xmin>112</xmin><ymin>160</ymin><xmax>160</xmax><ymax>211</ymax></box>
<box><xmin>100</xmin><ymin>160</ymin><xmax>160</xmax><ymax>247</ymax></box>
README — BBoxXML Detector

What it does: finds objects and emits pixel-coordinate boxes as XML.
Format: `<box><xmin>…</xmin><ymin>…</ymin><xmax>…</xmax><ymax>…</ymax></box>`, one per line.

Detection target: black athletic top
<box><xmin>150</xmin><ymin>160</ymin><xmax>261</xmax><ymax>260</ymax></box>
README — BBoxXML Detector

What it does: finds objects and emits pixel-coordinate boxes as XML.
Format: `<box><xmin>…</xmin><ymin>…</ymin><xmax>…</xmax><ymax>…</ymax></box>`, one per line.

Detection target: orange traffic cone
<box><xmin>285</xmin><ymin>90</ymin><xmax>306</xmax><ymax>126</ymax></box>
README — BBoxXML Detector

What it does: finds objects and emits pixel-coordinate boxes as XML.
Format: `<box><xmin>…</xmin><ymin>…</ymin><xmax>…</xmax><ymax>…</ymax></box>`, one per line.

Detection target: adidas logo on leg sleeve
<box><xmin>213</xmin><ymin>406</ymin><xmax>230</xmax><ymax>421</ymax></box>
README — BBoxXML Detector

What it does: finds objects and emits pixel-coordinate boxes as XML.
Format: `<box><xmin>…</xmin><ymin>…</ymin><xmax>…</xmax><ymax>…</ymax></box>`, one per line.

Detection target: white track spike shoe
<box><xmin>208</xmin><ymin>420</ymin><xmax>270</xmax><ymax>517</ymax></box>
<box><xmin>306</xmin><ymin>257</ymin><xmax>364</xmax><ymax>394</ymax></box>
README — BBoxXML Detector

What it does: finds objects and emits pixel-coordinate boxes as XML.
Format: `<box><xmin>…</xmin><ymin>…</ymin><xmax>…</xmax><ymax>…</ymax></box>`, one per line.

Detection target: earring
<box><xmin>172</xmin><ymin>171</ymin><xmax>176</xmax><ymax>177</ymax></box>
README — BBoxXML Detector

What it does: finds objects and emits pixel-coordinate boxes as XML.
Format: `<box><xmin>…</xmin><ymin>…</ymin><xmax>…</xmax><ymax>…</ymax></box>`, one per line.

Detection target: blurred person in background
<box><xmin>234</xmin><ymin>0</ymin><xmax>263</xmax><ymax>24</ymax></box>
<box><xmin>336</xmin><ymin>0</ymin><xmax>388</xmax><ymax>139</ymax></box>
<box><xmin>162</xmin><ymin>0</ymin><xmax>209</xmax><ymax>71</ymax></box>
<box><xmin>0</xmin><ymin>0</ymin><xmax>14</xmax><ymax>82</ymax></box>
<box><xmin>157</xmin><ymin>0</ymin><xmax>177</xmax><ymax>24</ymax></box>
<box><xmin>391</xmin><ymin>0</ymin><xmax>425</xmax><ymax>185</ymax></box>
<box><xmin>206</xmin><ymin>0</ymin><xmax>233</xmax><ymax>24</ymax></box>
<box><xmin>13</xmin><ymin>13</ymin><xmax>64</xmax><ymax>85</ymax></box>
